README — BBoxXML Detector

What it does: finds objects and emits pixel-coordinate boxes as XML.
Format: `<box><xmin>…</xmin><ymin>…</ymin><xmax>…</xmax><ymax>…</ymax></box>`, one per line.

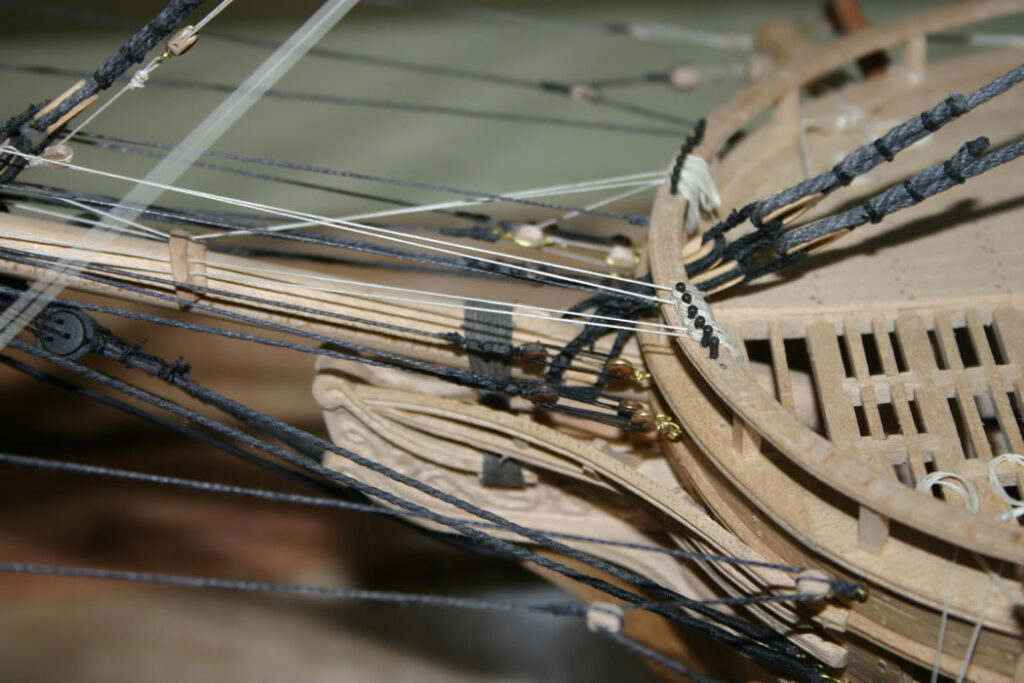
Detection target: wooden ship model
<box><xmin>1</xmin><ymin>0</ymin><xmax>1024</xmax><ymax>680</ymax></box>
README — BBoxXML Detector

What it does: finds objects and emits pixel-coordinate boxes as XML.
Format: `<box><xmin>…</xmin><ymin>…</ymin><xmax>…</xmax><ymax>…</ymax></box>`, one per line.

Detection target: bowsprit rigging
<box><xmin>2</xmin><ymin>1</ymin><xmax>1024</xmax><ymax>681</ymax></box>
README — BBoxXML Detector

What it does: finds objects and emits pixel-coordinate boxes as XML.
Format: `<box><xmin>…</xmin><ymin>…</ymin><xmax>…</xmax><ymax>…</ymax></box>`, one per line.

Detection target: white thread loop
<box><xmin>915</xmin><ymin>471</ymin><xmax>980</xmax><ymax>514</ymax></box>
<box><xmin>997</xmin><ymin>507</ymin><xmax>1024</xmax><ymax>523</ymax></box>
<box><xmin>987</xmin><ymin>453</ymin><xmax>1024</xmax><ymax>515</ymax></box>
<box><xmin>669</xmin><ymin>154</ymin><xmax>721</xmax><ymax>234</ymax></box>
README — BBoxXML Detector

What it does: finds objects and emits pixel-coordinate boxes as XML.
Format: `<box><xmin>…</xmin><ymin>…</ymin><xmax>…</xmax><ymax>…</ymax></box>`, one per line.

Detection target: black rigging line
<box><xmin>0</xmin><ymin>0</ymin><xmax>205</xmax><ymax>185</ymax></box>
<box><xmin>0</xmin><ymin>323</ymin><xmax>811</xmax><ymax>577</ymax></box>
<box><xmin>3</xmin><ymin>184</ymin><xmax>517</xmax><ymax>278</ymax></box>
<box><xmin>7</xmin><ymin>336</ymin><xmax>821</xmax><ymax>679</ymax></box>
<box><xmin>0</xmin><ymin>1</ymin><xmax>697</xmax><ymax>128</ymax></box>
<box><xmin>74</xmin><ymin>131</ymin><xmax>646</xmax><ymax>245</ymax></box>
<box><xmin>71</xmin><ymin>133</ymin><xmax>502</xmax><ymax>227</ymax></box>
<box><xmin>62</xmin><ymin>128</ymin><xmax>652</xmax><ymax>226</ymax></box>
<box><xmin>0</xmin><ymin>62</ymin><xmax>687</xmax><ymax>141</ymax></box>
<box><xmin>0</xmin><ymin>2</ymin><xmax>837</xmax><ymax>675</ymax></box>
<box><xmin>0</xmin><ymin>353</ymin><xmax>351</xmax><ymax>498</ymax></box>
<box><xmin>4</xmin><ymin>183</ymin><xmax>624</xmax><ymax>291</ymax></box>
<box><xmin>0</xmin><ymin>250</ymin><xmax>639</xmax><ymax>426</ymax></box>
<box><xmin>203</xmin><ymin>32</ymin><xmax>694</xmax><ymax>127</ymax></box>
<box><xmin>12</xmin><ymin>280</ymin><xmax>629</xmax><ymax>417</ymax></box>
<box><xmin>5</xmin><ymin>183</ymin><xmax>271</xmax><ymax>235</ymax></box>
<box><xmin>0</xmin><ymin>452</ymin><xmax>814</xmax><ymax>574</ymax></box>
<box><xmin>686</xmin><ymin>64</ymin><xmax>1024</xmax><ymax>284</ymax></box>
<box><xmin>0</xmin><ymin>561</ymin><xmax>588</xmax><ymax>618</ymax></box>
<box><xmin>0</xmin><ymin>557</ymin><xmax>726</xmax><ymax>682</ymax></box>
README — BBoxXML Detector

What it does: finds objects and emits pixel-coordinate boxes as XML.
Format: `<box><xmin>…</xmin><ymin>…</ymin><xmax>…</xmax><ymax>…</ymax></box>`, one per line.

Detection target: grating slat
<box><xmin>935</xmin><ymin>314</ymin><xmax>993</xmax><ymax>461</ymax></box>
<box><xmin>768</xmin><ymin>320</ymin><xmax>796</xmax><ymax>415</ymax></box>
<box><xmin>807</xmin><ymin>321</ymin><xmax>867</xmax><ymax>451</ymax></box>
<box><xmin>967</xmin><ymin>310</ymin><xmax>1024</xmax><ymax>455</ymax></box>
<box><xmin>843</xmin><ymin>318</ymin><xmax>885</xmax><ymax>439</ymax></box>
<box><xmin>894</xmin><ymin>314</ymin><xmax>964</xmax><ymax>471</ymax></box>
<box><xmin>872</xmin><ymin>314</ymin><xmax>927</xmax><ymax>481</ymax></box>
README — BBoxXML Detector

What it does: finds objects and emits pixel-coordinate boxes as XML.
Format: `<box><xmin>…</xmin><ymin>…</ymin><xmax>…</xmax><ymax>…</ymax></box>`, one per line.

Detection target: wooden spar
<box><xmin>0</xmin><ymin>211</ymin><xmax>644</xmax><ymax>386</ymax></box>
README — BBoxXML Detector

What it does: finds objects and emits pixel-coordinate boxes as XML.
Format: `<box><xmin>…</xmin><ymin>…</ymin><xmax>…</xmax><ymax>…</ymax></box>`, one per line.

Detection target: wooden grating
<box><xmin>738</xmin><ymin>306</ymin><xmax>1024</xmax><ymax>519</ymax></box>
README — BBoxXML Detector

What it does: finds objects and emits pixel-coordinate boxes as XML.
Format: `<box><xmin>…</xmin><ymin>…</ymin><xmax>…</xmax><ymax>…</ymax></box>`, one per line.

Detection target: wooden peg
<box><xmin>688</xmin><ymin>259</ymin><xmax>739</xmax><ymax>286</ymax></box>
<box><xmin>668</xmin><ymin>64</ymin><xmax>700</xmax><ymax>91</ymax></box>
<box><xmin>682</xmin><ymin>235</ymin><xmax>717</xmax><ymax>265</ymax></box>
<box><xmin>585</xmin><ymin>603</ymin><xmax>624</xmax><ymax>633</ymax></box>
<box><xmin>167</xmin><ymin>26</ymin><xmax>199</xmax><ymax>56</ymax></box>
<box><xmin>32</xmin><ymin>79</ymin><xmax>98</xmax><ymax>135</ymax></box>
<box><xmin>782</xmin><ymin>227</ymin><xmax>851</xmax><ymax>256</ymax></box>
<box><xmin>795</xmin><ymin>569</ymin><xmax>833</xmax><ymax>600</ymax></box>
<box><xmin>762</xmin><ymin>192</ymin><xmax>825</xmax><ymax>226</ymax></box>
<box><xmin>858</xmin><ymin>505</ymin><xmax>889</xmax><ymax>554</ymax></box>
<box><xmin>32</xmin><ymin>79</ymin><xmax>86</xmax><ymax>122</ymax></box>
<box><xmin>903</xmin><ymin>34</ymin><xmax>927</xmax><ymax>83</ymax></box>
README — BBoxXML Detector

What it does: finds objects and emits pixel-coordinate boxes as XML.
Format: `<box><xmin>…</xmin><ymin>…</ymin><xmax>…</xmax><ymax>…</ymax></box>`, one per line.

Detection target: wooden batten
<box><xmin>168</xmin><ymin>231</ymin><xmax>207</xmax><ymax>307</ymax></box>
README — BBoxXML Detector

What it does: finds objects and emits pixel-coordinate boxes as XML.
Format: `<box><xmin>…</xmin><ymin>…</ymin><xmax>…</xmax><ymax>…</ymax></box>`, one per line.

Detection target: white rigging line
<box><xmin>1</xmin><ymin>149</ymin><xmax>674</xmax><ymax>304</ymax></box>
<box><xmin>200</xmin><ymin>269</ymin><xmax>680</xmax><ymax>338</ymax></box>
<box><xmin>201</xmin><ymin>261</ymin><xmax>688</xmax><ymax>337</ymax></box>
<box><xmin>195</xmin><ymin>171</ymin><xmax>662</xmax><ymax>233</ymax></box>
<box><xmin>0</xmin><ymin>0</ymin><xmax>363</xmax><ymax>352</ymax></box>
<box><xmin>0</xmin><ymin>231</ymin><xmax>669</xmax><ymax>336</ymax></box>
<box><xmin>8</xmin><ymin>200</ymin><xmax>678</xmax><ymax>339</ymax></box>
<box><xmin>0</xmin><ymin>222</ymin><xmax>684</xmax><ymax>336</ymax></box>
<box><xmin>6</xmin><ymin>199</ymin><xmax>680</xmax><ymax>339</ymax></box>
<box><xmin>56</xmin><ymin>0</ymin><xmax>238</xmax><ymax>149</ymax></box>
<box><xmin>535</xmin><ymin>180</ymin><xmax>657</xmax><ymax>231</ymax></box>
<box><xmin>12</xmin><ymin>202</ymin><xmax>168</xmax><ymax>242</ymax></box>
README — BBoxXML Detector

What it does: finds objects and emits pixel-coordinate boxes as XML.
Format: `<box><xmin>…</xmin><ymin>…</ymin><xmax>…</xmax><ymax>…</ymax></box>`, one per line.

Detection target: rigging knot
<box><xmin>158</xmin><ymin>357</ymin><xmax>193</xmax><ymax>383</ymax></box>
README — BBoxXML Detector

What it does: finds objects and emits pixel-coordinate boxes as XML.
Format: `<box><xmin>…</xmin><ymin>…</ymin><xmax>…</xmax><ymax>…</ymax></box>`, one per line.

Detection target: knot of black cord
<box><xmin>158</xmin><ymin>357</ymin><xmax>192</xmax><ymax>383</ymax></box>
<box><xmin>546</xmin><ymin>276</ymin><xmax>656</xmax><ymax>390</ymax></box>
<box><xmin>872</xmin><ymin>137</ymin><xmax>894</xmax><ymax>162</ymax></box>
<box><xmin>685</xmin><ymin>203</ymin><xmax>753</xmax><ymax>278</ymax></box>
<box><xmin>862</xmin><ymin>199</ymin><xmax>884</xmax><ymax>224</ymax></box>
<box><xmin>830</xmin><ymin>160</ymin><xmax>855</xmax><ymax>187</ymax></box>
<box><xmin>901</xmin><ymin>178</ymin><xmax>925</xmax><ymax>204</ymax></box>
